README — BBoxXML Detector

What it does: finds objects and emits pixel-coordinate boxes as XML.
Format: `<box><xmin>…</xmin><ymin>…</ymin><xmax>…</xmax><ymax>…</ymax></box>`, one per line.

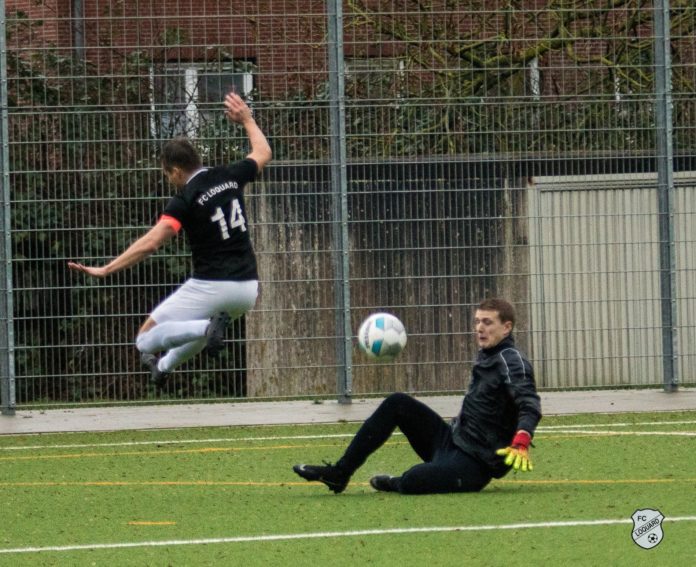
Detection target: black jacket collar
<box><xmin>479</xmin><ymin>334</ymin><xmax>515</xmax><ymax>358</ymax></box>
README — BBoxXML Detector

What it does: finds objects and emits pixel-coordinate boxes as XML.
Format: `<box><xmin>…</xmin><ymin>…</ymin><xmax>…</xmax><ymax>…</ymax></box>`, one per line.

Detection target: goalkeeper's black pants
<box><xmin>336</xmin><ymin>392</ymin><xmax>493</xmax><ymax>494</ymax></box>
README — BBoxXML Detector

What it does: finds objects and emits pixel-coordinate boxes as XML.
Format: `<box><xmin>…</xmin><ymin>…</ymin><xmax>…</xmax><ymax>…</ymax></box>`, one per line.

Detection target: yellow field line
<box><xmin>496</xmin><ymin>478</ymin><xmax>696</xmax><ymax>485</ymax></box>
<box><xmin>0</xmin><ymin>481</ymin><xmax>315</xmax><ymax>488</ymax></box>
<box><xmin>0</xmin><ymin>478</ymin><xmax>694</xmax><ymax>488</ymax></box>
<box><xmin>127</xmin><ymin>521</ymin><xmax>177</xmax><ymax>526</ymax></box>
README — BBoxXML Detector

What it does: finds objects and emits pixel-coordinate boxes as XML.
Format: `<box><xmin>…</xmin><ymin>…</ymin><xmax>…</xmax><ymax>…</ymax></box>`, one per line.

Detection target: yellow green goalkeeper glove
<box><xmin>496</xmin><ymin>430</ymin><xmax>533</xmax><ymax>472</ymax></box>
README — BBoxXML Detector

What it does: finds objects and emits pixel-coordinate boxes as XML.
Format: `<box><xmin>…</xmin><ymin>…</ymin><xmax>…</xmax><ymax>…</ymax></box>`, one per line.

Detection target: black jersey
<box><xmin>450</xmin><ymin>335</ymin><xmax>542</xmax><ymax>477</ymax></box>
<box><xmin>162</xmin><ymin>159</ymin><xmax>259</xmax><ymax>281</ymax></box>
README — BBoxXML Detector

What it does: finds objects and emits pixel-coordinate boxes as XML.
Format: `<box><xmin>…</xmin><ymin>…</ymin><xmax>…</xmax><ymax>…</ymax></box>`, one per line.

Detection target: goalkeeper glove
<box><xmin>496</xmin><ymin>430</ymin><xmax>533</xmax><ymax>472</ymax></box>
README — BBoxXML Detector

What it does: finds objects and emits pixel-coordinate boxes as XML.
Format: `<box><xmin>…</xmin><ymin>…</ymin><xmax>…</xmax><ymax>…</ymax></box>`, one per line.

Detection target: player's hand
<box><xmin>224</xmin><ymin>92</ymin><xmax>253</xmax><ymax>124</ymax></box>
<box><xmin>496</xmin><ymin>430</ymin><xmax>533</xmax><ymax>472</ymax></box>
<box><xmin>67</xmin><ymin>262</ymin><xmax>109</xmax><ymax>279</ymax></box>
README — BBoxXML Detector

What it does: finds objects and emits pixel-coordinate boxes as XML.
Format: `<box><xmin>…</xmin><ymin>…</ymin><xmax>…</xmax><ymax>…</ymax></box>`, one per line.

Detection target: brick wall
<box><xmin>6</xmin><ymin>1</ymin><xmax>696</xmax><ymax>101</ymax></box>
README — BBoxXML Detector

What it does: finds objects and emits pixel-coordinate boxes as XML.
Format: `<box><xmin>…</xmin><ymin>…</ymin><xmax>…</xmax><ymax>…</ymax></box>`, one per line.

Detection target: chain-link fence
<box><xmin>1</xmin><ymin>1</ymin><xmax>694</xmax><ymax>410</ymax></box>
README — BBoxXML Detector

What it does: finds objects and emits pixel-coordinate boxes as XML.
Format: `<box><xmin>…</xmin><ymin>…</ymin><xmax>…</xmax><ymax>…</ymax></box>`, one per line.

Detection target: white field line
<box><xmin>2</xmin><ymin>418</ymin><xmax>696</xmax><ymax>452</ymax></box>
<box><xmin>1</xmin><ymin>516</ymin><xmax>695</xmax><ymax>555</ymax></box>
<box><xmin>541</xmin><ymin>430</ymin><xmax>696</xmax><ymax>437</ymax></box>
<box><xmin>0</xmin><ymin>433</ymin><xmax>357</xmax><ymax>452</ymax></box>
<box><xmin>544</xmin><ymin>429</ymin><xmax>696</xmax><ymax>439</ymax></box>
<box><xmin>537</xmin><ymin>419</ymin><xmax>696</xmax><ymax>429</ymax></box>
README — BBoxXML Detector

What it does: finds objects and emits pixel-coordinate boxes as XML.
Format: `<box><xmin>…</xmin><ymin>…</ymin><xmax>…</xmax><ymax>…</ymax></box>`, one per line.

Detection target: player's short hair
<box><xmin>477</xmin><ymin>298</ymin><xmax>516</xmax><ymax>328</ymax></box>
<box><xmin>160</xmin><ymin>137</ymin><xmax>202</xmax><ymax>172</ymax></box>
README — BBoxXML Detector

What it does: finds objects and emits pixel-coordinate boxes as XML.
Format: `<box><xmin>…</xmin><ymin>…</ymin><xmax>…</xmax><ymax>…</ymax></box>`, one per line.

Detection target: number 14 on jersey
<box><xmin>211</xmin><ymin>199</ymin><xmax>246</xmax><ymax>239</ymax></box>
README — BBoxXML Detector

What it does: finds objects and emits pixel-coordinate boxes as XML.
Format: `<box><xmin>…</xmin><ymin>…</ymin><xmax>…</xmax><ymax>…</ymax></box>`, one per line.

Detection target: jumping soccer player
<box><xmin>68</xmin><ymin>92</ymin><xmax>271</xmax><ymax>387</ymax></box>
<box><xmin>293</xmin><ymin>298</ymin><xmax>542</xmax><ymax>494</ymax></box>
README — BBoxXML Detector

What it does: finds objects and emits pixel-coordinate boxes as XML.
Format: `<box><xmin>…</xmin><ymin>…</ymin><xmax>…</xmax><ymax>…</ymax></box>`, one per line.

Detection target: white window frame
<box><xmin>344</xmin><ymin>57</ymin><xmax>406</xmax><ymax>99</ymax></box>
<box><xmin>149</xmin><ymin>63</ymin><xmax>253</xmax><ymax>139</ymax></box>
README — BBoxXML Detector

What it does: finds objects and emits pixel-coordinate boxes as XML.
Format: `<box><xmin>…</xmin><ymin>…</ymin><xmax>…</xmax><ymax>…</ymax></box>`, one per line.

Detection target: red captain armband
<box><xmin>159</xmin><ymin>215</ymin><xmax>182</xmax><ymax>233</ymax></box>
<box><xmin>511</xmin><ymin>430</ymin><xmax>532</xmax><ymax>449</ymax></box>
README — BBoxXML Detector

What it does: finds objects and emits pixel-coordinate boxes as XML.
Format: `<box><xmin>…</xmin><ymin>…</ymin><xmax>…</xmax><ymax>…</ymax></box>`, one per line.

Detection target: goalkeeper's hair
<box><xmin>477</xmin><ymin>298</ymin><xmax>515</xmax><ymax>328</ymax></box>
<box><xmin>160</xmin><ymin>137</ymin><xmax>202</xmax><ymax>173</ymax></box>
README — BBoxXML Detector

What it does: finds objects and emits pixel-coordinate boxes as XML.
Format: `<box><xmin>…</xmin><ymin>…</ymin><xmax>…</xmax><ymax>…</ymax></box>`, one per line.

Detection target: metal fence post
<box><xmin>653</xmin><ymin>0</ymin><xmax>678</xmax><ymax>392</ymax></box>
<box><xmin>0</xmin><ymin>0</ymin><xmax>16</xmax><ymax>415</ymax></box>
<box><xmin>327</xmin><ymin>0</ymin><xmax>352</xmax><ymax>403</ymax></box>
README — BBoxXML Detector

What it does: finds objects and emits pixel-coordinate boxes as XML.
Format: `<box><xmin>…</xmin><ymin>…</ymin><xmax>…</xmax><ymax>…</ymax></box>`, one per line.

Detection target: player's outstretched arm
<box><xmin>68</xmin><ymin>220</ymin><xmax>177</xmax><ymax>279</ymax></box>
<box><xmin>223</xmin><ymin>92</ymin><xmax>272</xmax><ymax>171</ymax></box>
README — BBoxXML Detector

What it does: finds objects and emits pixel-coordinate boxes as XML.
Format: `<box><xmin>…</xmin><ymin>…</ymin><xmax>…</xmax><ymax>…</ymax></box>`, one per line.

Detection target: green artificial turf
<box><xmin>0</xmin><ymin>412</ymin><xmax>695</xmax><ymax>566</ymax></box>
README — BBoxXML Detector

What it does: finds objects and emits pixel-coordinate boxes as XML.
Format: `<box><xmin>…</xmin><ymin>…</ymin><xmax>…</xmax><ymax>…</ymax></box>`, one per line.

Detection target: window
<box><xmin>150</xmin><ymin>62</ymin><xmax>254</xmax><ymax>139</ymax></box>
<box><xmin>344</xmin><ymin>57</ymin><xmax>406</xmax><ymax>100</ymax></box>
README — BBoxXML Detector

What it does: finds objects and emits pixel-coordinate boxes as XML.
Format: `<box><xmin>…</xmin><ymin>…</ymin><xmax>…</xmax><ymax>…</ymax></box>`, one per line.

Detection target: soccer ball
<box><xmin>357</xmin><ymin>313</ymin><xmax>407</xmax><ymax>361</ymax></box>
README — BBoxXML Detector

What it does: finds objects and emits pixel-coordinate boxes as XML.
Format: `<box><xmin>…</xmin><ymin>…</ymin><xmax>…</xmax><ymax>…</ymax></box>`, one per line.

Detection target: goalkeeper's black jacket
<box><xmin>450</xmin><ymin>334</ymin><xmax>542</xmax><ymax>477</ymax></box>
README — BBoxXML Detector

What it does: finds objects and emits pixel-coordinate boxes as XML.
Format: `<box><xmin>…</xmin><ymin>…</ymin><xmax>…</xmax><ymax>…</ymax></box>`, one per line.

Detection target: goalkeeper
<box><xmin>293</xmin><ymin>298</ymin><xmax>541</xmax><ymax>494</ymax></box>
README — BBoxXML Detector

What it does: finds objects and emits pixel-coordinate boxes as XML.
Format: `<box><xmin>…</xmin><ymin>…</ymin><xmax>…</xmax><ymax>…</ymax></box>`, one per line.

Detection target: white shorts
<box><xmin>150</xmin><ymin>278</ymin><xmax>258</xmax><ymax>323</ymax></box>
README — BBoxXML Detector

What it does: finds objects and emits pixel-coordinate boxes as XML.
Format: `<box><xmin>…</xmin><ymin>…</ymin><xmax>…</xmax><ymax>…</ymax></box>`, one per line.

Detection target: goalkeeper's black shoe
<box><xmin>205</xmin><ymin>312</ymin><xmax>231</xmax><ymax>357</ymax></box>
<box><xmin>369</xmin><ymin>475</ymin><xmax>399</xmax><ymax>493</ymax></box>
<box><xmin>141</xmin><ymin>353</ymin><xmax>169</xmax><ymax>389</ymax></box>
<box><xmin>293</xmin><ymin>462</ymin><xmax>349</xmax><ymax>494</ymax></box>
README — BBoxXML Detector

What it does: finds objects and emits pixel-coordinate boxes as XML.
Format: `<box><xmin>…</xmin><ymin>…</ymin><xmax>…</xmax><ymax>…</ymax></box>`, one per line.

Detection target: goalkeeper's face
<box><xmin>474</xmin><ymin>309</ymin><xmax>513</xmax><ymax>350</ymax></box>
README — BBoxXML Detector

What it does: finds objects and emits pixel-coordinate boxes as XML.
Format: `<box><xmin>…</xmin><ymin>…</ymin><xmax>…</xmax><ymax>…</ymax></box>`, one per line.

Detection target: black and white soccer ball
<box><xmin>357</xmin><ymin>313</ymin><xmax>407</xmax><ymax>361</ymax></box>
